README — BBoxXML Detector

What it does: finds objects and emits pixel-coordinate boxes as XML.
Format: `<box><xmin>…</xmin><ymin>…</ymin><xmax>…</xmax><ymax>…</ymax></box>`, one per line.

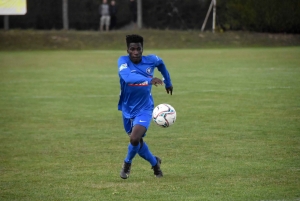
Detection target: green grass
<box><xmin>0</xmin><ymin>48</ymin><xmax>300</xmax><ymax>200</ymax></box>
<box><xmin>1</xmin><ymin>30</ymin><xmax>300</xmax><ymax>51</ymax></box>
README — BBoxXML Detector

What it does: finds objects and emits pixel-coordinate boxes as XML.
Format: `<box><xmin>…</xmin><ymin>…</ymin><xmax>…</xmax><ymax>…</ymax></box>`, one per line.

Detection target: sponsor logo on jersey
<box><xmin>119</xmin><ymin>63</ymin><xmax>127</xmax><ymax>71</ymax></box>
<box><xmin>128</xmin><ymin>81</ymin><xmax>149</xmax><ymax>86</ymax></box>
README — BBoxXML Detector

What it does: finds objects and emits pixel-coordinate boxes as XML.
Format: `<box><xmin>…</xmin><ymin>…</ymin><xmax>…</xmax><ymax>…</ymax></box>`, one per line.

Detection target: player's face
<box><xmin>127</xmin><ymin>43</ymin><xmax>143</xmax><ymax>64</ymax></box>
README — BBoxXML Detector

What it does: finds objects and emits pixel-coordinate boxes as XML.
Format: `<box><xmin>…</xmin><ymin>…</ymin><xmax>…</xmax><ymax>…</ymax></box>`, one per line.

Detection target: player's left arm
<box><xmin>155</xmin><ymin>55</ymin><xmax>173</xmax><ymax>95</ymax></box>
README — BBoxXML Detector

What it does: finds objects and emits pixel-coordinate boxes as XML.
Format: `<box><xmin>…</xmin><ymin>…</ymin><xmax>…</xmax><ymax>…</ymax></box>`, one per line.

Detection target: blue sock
<box><xmin>138</xmin><ymin>142</ymin><xmax>157</xmax><ymax>166</ymax></box>
<box><xmin>124</xmin><ymin>143</ymin><xmax>140</xmax><ymax>164</ymax></box>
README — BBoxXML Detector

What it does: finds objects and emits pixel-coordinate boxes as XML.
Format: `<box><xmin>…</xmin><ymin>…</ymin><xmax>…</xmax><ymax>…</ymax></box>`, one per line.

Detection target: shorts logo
<box><xmin>119</xmin><ymin>63</ymin><xmax>127</xmax><ymax>71</ymax></box>
<box><xmin>146</xmin><ymin>67</ymin><xmax>151</xmax><ymax>74</ymax></box>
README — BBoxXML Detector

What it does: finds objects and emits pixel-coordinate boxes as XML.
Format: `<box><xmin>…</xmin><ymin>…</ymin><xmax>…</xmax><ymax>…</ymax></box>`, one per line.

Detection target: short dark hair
<box><xmin>126</xmin><ymin>34</ymin><xmax>143</xmax><ymax>48</ymax></box>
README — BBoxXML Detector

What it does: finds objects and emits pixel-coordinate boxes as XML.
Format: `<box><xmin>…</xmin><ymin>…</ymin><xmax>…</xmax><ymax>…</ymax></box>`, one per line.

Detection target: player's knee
<box><xmin>130</xmin><ymin>135</ymin><xmax>140</xmax><ymax>146</ymax></box>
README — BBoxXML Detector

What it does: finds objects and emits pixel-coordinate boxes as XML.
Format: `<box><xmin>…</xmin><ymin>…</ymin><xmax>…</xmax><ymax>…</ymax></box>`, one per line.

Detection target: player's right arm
<box><xmin>118</xmin><ymin>57</ymin><xmax>152</xmax><ymax>84</ymax></box>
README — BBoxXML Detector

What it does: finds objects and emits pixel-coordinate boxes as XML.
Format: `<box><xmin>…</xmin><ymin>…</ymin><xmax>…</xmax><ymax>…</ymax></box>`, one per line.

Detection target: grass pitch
<box><xmin>0</xmin><ymin>48</ymin><xmax>300</xmax><ymax>200</ymax></box>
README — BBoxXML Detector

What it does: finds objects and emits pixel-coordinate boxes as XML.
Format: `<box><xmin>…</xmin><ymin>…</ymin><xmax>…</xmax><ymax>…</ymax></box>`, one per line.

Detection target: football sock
<box><xmin>138</xmin><ymin>141</ymin><xmax>157</xmax><ymax>166</ymax></box>
<box><xmin>124</xmin><ymin>143</ymin><xmax>140</xmax><ymax>164</ymax></box>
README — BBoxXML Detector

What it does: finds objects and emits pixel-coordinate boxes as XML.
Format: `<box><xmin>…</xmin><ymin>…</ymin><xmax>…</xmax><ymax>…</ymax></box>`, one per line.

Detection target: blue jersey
<box><xmin>118</xmin><ymin>54</ymin><xmax>172</xmax><ymax>118</ymax></box>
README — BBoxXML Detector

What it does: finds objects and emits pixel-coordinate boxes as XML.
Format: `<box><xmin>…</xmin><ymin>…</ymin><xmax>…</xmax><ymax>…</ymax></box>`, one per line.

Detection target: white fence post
<box><xmin>62</xmin><ymin>0</ymin><xmax>69</xmax><ymax>30</ymax></box>
<box><xmin>212</xmin><ymin>0</ymin><xmax>216</xmax><ymax>33</ymax></box>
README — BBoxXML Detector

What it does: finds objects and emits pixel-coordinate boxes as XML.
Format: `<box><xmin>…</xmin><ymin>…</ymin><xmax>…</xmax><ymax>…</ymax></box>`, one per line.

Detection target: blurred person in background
<box><xmin>99</xmin><ymin>0</ymin><xmax>110</xmax><ymax>31</ymax></box>
<box><xmin>109</xmin><ymin>0</ymin><xmax>117</xmax><ymax>30</ymax></box>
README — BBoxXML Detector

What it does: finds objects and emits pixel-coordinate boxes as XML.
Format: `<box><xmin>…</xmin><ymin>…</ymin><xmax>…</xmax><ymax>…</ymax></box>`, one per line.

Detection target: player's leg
<box><xmin>138</xmin><ymin>138</ymin><xmax>157</xmax><ymax>166</ymax></box>
<box><xmin>138</xmin><ymin>138</ymin><xmax>163</xmax><ymax>177</ymax></box>
<box><xmin>120</xmin><ymin>116</ymin><xmax>146</xmax><ymax>179</ymax></box>
<box><xmin>124</xmin><ymin>124</ymin><xmax>144</xmax><ymax>163</ymax></box>
<box><xmin>120</xmin><ymin>116</ymin><xmax>134</xmax><ymax>179</ymax></box>
<box><xmin>122</xmin><ymin>116</ymin><xmax>145</xmax><ymax>164</ymax></box>
<box><xmin>100</xmin><ymin>16</ymin><xmax>104</xmax><ymax>31</ymax></box>
<box><xmin>120</xmin><ymin>113</ymin><xmax>162</xmax><ymax>179</ymax></box>
<box><xmin>135</xmin><ymin>114</ymin><xmax>163</xmax><ymax>177</ymax></box>
<box><xmin>106</xmin><ymin>16</ymin><xmax>111</xmax><ymax>31</ymax></box>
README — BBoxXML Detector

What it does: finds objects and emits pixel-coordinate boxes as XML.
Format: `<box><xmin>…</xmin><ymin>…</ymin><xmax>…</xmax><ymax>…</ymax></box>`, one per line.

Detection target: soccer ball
<box><xmin>152</xmin><ymin>103</ymin><xmax>176</xmax><ymax>128</ymax></box>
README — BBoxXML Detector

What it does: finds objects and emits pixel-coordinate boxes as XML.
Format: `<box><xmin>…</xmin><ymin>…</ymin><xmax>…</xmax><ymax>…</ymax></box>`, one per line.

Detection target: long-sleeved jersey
<box><xmin>118</xmin><ymin>54</ymin><xmax>172</xmax><ymax>118</ymax></box>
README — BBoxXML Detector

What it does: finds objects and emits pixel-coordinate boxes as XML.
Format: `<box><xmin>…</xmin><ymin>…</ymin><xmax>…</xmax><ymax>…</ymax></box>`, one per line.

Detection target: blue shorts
<box><xmin>122</xmin><ymin>113</ymin><xmax>152</xmax><ymax>136</ymax></box>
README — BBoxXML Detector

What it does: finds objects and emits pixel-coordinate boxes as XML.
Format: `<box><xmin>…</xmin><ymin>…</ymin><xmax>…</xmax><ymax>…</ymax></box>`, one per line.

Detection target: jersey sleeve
<box><xmin>118</xmin><ymin>57</ymin><xmax>152</xmax><ymax>84</ymax></box>
<box><xmin>152</xmin><ymin>55</ymin><xmax>172</xmax><ymax>88</ymax></box>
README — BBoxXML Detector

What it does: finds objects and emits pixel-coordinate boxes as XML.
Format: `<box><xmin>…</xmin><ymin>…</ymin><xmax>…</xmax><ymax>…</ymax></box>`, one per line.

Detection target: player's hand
<box><xmin>166</xmin><ymin>86</ymin><xmax>173</xmax><ymax>95</ymax></box>
<box><xmin>151</xmin><ymin>77</ymin><xmax>163</xmax><ymax>86</ymax></box>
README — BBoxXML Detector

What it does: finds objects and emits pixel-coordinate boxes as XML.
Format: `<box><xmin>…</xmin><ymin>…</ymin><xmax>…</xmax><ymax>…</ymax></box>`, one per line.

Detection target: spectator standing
<box><xmin>99</xmin><ymin>0</ymin><xmax>110</xmax><ymax>31</ymax></box>
<box><xmin>110</xmin><ymin>0</ymin><xmax>117</xmax><ymax>30</ymax></box>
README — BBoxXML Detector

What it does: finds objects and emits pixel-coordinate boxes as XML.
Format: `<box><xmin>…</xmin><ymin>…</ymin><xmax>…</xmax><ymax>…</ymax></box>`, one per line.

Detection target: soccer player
<box><xmin>118</xmin><ymin>34</ymin><xmax>173</xmax><ymax>179</ymax></box>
